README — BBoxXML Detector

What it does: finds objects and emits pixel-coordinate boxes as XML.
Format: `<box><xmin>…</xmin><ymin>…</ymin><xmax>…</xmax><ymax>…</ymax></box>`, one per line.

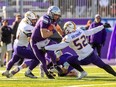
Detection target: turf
<box><xmin>0</xmin><ymin>65</ymin><xmax>116</xmax><ymax>87</ymax></box>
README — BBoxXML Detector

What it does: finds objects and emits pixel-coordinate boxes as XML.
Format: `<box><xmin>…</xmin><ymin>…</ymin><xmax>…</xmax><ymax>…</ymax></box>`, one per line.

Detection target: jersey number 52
<box><xmin>73</xmin><ymin>35</ymin><xmax>88</xmax><ymax>50</ymax></box>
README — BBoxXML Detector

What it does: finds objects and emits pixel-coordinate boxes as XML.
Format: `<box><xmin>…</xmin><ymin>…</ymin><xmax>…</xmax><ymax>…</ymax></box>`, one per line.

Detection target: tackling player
<box><xmin>44</xmin><ymin>21</ymin><xmax>116</xmax><ymax>79</ymax></box>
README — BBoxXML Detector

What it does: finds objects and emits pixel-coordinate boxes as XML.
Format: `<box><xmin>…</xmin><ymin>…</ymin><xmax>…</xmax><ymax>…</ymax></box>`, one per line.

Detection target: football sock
<box><xmin>26</xmin><ymin>69</ymin><xmax>31</xmax><ymax>74</ymax></box>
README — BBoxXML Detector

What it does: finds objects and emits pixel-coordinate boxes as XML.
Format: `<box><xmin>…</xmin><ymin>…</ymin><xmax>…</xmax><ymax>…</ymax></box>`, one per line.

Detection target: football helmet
<box><xmin>63</xmin><ymin>21</ymin><xmax>76</xmax><ymax>34</ymax></box>
<box><xmin>47</xmin><ymin>6</ymin><xmax>61</xmax><ymax>19</ymax></box>
<box><xmin>24</xmin><ymin>11</ymin><xmax>37</xmax><ymax>25</ymax></box>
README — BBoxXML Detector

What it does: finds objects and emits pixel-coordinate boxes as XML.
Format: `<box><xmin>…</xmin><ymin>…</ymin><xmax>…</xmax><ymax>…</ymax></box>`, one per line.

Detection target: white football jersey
<box><xmin>45</xmin><ymin>25</ymin><xmax>104</xmax><ymax>61</ymax></box>
<box><xmin>63</xmin><ymin>29</ymin><xmax>93</xmax><ymax>60</ymax></box>
<box><xmin>14</xmin><ymin>19</ymin><xmax>34</xmax><ymax>47</ymax></box>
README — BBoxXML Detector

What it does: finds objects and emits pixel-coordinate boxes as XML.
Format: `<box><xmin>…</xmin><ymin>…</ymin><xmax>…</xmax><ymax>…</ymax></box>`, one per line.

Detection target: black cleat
<box><xmin>46</xmin><ymin>72</ymin><xmax>55</xmax><ymax>79</ymax></box>
<box><xmin>25</xmin><ymin>72</ymin><xmax>38</xmax><ymax>79</ymax></box>
<box><xmin>49</xmin><ymin>71</ymin><xmax>56</xmax><ymax>77</ymax></box>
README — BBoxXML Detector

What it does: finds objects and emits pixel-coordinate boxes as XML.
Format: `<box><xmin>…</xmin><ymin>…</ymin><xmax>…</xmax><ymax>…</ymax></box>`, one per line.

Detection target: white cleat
<box><xmin>2</xmin><ymin>71</ymin><xmax>10</xmax><ymax>78</ymax></box>
<box><xmin>7</xmin><ymin>73</ymin><xmax>14</xmax><ymax>78</ymax></box>
<box><xmin>77</xmin><ymin>71</ymin><xmax>87</xmax><ymax>79</ymax></box>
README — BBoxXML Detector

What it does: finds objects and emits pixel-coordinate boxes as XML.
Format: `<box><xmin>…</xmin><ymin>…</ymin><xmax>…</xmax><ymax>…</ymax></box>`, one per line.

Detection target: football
<box><xmin>48</xmin><ymin>24</ymin><xmax>54</xmax><ymax>31</ymax></box>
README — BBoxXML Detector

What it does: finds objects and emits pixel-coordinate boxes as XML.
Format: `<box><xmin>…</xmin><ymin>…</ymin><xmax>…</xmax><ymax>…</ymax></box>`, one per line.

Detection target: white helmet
<box><xmin>24</xmin><ymin>11</ymin><xmax>36</xmax><ymax>24</ymax></box>
<box><xmin>63</xmin><ymin>21</ymin><xmax>76</xmax><ymax>34</ymax></box>
<box><xmin>47</xmin><ymin>6</ymin><xmax>61</xmax><ymax>19</ymax></box>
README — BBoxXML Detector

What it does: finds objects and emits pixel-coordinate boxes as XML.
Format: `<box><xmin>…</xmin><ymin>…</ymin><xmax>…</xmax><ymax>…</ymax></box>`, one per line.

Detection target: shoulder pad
<box><xmin>42</xmin><ymin>16</ymin><xmax>49</xmax><ymax>24</ymax></box>
<box><xmin>43</xmin><ymin>18</ymin><xmax>48</xmax><ymax>24</ymax></box>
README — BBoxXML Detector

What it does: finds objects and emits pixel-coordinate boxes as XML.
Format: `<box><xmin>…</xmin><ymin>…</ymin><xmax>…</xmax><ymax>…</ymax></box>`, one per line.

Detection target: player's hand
<box><xmin>41</xmin><ymin>47</ymin><xmax>47</xmax><ymax>53</ymax></box>
<box><xmin>103</xmin><ymin>23</ymin><xmax>111</xmax><ymax>28</ymax></box>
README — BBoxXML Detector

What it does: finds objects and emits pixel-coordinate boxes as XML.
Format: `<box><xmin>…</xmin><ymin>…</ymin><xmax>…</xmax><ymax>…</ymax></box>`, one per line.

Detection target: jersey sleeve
<box><xmin>45</xmin><ymin>35</ymin><xmax>70</xmax><ymax>51</ymax></box>
<box><xmin>45</xmin><ymin>42</ymin><xmax>69</xmax><ymax>51</ymax></box>
<box><xmin>84</xmin><ymin>25</ymin><xmax>104</xmax><ymax>36</ymax></box>
<box><xmin>39</xmin><ymin>17</ymin><xmax>50</xmax><ymax>29</ymax></box>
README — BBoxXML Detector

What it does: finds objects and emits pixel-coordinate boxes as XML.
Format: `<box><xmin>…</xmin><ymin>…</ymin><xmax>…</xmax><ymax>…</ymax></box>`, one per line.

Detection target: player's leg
<box><xmin>25</xmin><ymin>58</ymin><xmax>39</xmax><ymax>78</ymax></box>
<box><xmin>46</xmin><ymin>51</ymin><xmax>63</xmax><ymax>75</ymax></box>
<box><xmin>8</xmin><ymin>62</ymin><xmax>27</xmax><ymax>78</ymax></box>
<box><xmin>31</xmin><ymin>44</ymin><xmax>54</xmax><ymax>79</ymax></box>
<box><xmin>17</xmin><ymin>46</ymin><xmax>40</xmax><ymax>78</ymax></box>
<box><xmin>9</xmin><ymin>59</ymin><xmax>32</xmax><ymax>78</ymax></box>
<box><xmin>67</xmin><ymin>56</ymin><xmax>87</xmax><ymax>79</ymax></box>
<box><xmin>47</xmin><ymin>40</ymin><xmax>63</xmax><ymax>75</ymax></box>
<box><xmin>2</xmin><ymin>53</ymin><xmax>20</xmax><ymax>78</ymax></box>
<box><xmin>96</xmin><ymin>44</ymin><xmax>102</xmax><ymax>57</ymax></box>
<box><xmin>91</xmin><ymin>52</ymin><xmax>116</xmax><ymax>76</ymax></box>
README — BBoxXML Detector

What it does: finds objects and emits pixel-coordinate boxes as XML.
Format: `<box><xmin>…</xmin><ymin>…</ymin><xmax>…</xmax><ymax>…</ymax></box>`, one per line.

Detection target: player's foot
<box><xmin>77</xmin><ymin>71</ymin><xmax>87</xmax><ymax>79</ymax></box>
<box><xmin>46</xmin><ymin>72</ymin><xmax>55</xmax><ymax>79</ymax></box>
<box><xmin>2</xmin><ymin>71</ymin><xmax>10</xmax><ymax>78</ymax></box>
<box><xmin>25</xmin><ymin>72</ymin><xmax>38</xmax><ymax>79</ymax></box>
<box><xmin>49</xmin><ymin>71</ymin><xmax>56</xmax><ymax>76</ymax></box>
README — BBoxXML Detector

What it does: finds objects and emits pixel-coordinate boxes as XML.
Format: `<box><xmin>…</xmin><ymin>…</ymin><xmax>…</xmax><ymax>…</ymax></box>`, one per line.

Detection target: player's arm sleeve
<box><xmin>45</xmin><ymin>35</ymin><xmax>70</xmax><ymax>51</ymax></box>
<box><xmin>45</xmin><ymin>42</ymin><xmax>69</xmax><ymax>51</ymax></box>
<box><xmin>84</xmin><ymin>25</ymin><xmax>104</xmax><ymax>36</ymax></box>
<box><xmin>40</xmin><ymin>18</ymin><xmax>54</xmax><ymax>38</ymax></box>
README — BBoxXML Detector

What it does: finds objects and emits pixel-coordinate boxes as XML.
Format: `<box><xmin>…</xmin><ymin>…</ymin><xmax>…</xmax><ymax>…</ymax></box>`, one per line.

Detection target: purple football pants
<box><xmin>7</xmin><ymin>46</ymin><xmax>40</xmax><ymax>71</ymax></box>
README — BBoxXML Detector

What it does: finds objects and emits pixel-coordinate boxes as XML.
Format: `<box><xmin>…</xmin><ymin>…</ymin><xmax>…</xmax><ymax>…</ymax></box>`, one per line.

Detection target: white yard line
<box><xmin>64</xmin><ymin>83</ymin><xmax>116</xmax><ymax>87</ymax></box>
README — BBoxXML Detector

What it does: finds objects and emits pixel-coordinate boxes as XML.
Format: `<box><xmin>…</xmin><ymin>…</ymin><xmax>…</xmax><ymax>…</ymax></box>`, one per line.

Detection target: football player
<box><xmin>40</xmin><ymin>51</ymin><xmax>80</xmax><ymax>77</ymax></box>
<box><xmin>2</xmin><ymin>11</ymin><xmax>40</xmax><ymax>78</ymax></box>
<box><xmin>30</xmin><ymin>6</ymin><xmax>64</xmax><ymax>79</ymax></box>
<box><xmin>44</xmin><ymin>21</ymin><xmax>116</xmax><ymax>79</ymax></box>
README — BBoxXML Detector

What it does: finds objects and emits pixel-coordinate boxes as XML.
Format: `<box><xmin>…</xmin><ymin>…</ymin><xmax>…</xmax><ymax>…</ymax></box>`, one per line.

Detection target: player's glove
<box><xmin>103</xmin><ymin>23</ymin><xmax>111</xmax><ymax>28</ymax></box>
<box><xmin>41</xmin><ymin>47</ymin><xmax>47</xmax><ymax>53</ymax></box>
<box><xmin>54</xmin><ymin>65</ymin><xmax>63</xmax><ymax>75</ymax></box>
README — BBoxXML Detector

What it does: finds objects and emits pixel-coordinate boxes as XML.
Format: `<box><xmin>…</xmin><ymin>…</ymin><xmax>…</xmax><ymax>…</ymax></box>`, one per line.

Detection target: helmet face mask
<box><xmin>63</xmin><ymin>21</ymin><xmax>76</xmax><ymax>35</ymax></box>
<box><xmin>47</xmin><ymin>6</ymin><xmax>61</xmax><ymax>20</ymax></box>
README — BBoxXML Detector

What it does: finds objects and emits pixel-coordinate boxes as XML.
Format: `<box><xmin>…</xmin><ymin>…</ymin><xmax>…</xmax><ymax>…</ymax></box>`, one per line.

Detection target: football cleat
<box><xmin>77</xmin><ymin>71</ymin><xmax>87</xmax><ymax>79</ymax></box>
<box><xmin>2</xmin><ymin>71</ymin><xmax>10</xmax><ymax>78</ymax></box>
<box><xmin>46</xmin><ymin>72</ymin><xmax>55</xmax><ymax>79</ymax></box>
<box><xmin>49</xmin><ymin>71</ymin><xmax>56</xmax><ymax>77</ymax></box>
<box><xmin>25</xmin><ymin>72</ymin><xmax>38</xmax><ymax>79</ymax></box>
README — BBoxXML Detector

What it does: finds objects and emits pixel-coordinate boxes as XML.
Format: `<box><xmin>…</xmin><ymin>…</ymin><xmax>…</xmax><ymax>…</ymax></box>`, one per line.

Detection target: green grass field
<box><xmin>0</xmin><ymin>65</ymin><xmax>116</xmax><ymax>87</ymax></box>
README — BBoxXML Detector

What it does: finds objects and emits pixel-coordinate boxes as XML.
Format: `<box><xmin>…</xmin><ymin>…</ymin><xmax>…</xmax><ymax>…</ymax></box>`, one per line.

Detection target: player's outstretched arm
<box><xmin>85</xmin><ymin>23</ymin><xmax>111</xmax><ymax>36</ymax></box>
<box><xmin>45</xmin><ymin>42</ymin><xmax>69</xmax><ymax>51</ymax></box>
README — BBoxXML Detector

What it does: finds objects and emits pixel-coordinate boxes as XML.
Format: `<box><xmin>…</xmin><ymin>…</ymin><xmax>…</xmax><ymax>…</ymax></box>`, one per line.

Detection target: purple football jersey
<box><xmin>31</xmin><ymin>14</ymin><xmax>57</xmax><ymax>43</ymax></box>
